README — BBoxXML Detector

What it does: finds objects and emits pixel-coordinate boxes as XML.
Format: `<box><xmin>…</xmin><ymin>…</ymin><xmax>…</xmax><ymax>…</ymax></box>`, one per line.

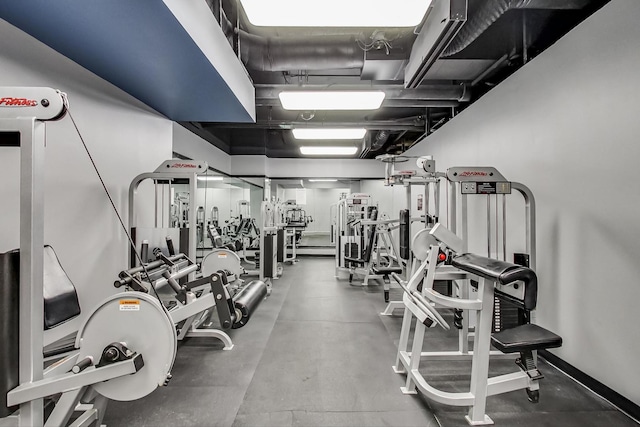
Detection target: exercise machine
<box><xmin>332</xmin><ymin>193</ymin><xmax>376</xmax><ymax>278</ymax></box>
<box><xmin>0</xmin><ymin>87</ymin><xmax>175</xmax><ymax>426</ymax></box>
<box><xmin>391</xmin><ymin>165</ymin><xmax>562</xmax><ymax>425</ymax></box>
<box><xmin>376</xmin><ymin>154</ymin><xmax>443</xmax><ymax>311</ymax></box>
<box><xmin>115</xmin><ymin>249</ymin><xmax>267</xmax><ymax>350</ymax></box>
<box><xmin>129</xmin><ymin>159</ymin><xmax>210</xmax><ymax>271</ymax></box>
<box><xmin>344</xmin><ymin>212</ymin><xmax>405</xmax><ymax>300</ymax></box>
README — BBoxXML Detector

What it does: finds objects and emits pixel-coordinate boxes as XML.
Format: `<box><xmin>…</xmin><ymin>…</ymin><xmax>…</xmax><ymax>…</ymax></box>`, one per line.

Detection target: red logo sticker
<box><xmin>0</xmin><ymin>97</ymin><xmax>38</xmax><ymax>107</ymax></box>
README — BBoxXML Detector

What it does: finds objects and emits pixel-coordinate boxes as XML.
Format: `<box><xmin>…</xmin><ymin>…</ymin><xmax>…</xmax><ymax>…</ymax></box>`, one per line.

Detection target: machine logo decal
<box><xmin>0</xmin><ymin>97</ymin><xmax>38</xmax><ymax>107</ymax></box>
<box><xmin>171</xmin><ymin>163</ymin><xmax>197</xmax><ymax>168</ymax></box>
<box><xmin>459</xmin><ymin>171</ymin><xmax>488</xmax><ymax>177</ymax></box>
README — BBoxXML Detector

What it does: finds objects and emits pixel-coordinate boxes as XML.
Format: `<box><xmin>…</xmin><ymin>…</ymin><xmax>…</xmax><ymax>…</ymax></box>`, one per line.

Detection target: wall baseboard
<box><xmin>539</xmin><ymin>350</ymin><xmax>640</xmax><ymax>423</ymax></box>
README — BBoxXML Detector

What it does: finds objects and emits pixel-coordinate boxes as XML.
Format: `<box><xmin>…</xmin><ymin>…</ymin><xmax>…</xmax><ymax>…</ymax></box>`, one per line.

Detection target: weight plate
<box><xmin>201</xmin><ymin>248</ymin><xmax>243</xmax><ymax>277</ymax></box>
<box><xmin>75</xmin><ymin>292</ymin><xmax>176</xmax><ymax>401</ymax></box>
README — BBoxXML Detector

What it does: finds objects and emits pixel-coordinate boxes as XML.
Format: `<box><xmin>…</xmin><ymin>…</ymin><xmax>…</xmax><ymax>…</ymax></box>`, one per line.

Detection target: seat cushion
<box><xmin>492</xmin><ymin>323</ymin><xmax>562</xmax><ymax>353</ymax></box>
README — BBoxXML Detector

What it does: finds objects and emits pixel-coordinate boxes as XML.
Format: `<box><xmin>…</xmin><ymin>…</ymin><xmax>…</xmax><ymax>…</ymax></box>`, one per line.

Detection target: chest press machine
<box><xmin>391</xmin><ymin>166</ymin><xmax>562</xmax><ymax>425</ymax></box>
<box><xmin>0</xmin><ymin>87</ymin><xmax>176</xmax><ymax>427</ymax></box>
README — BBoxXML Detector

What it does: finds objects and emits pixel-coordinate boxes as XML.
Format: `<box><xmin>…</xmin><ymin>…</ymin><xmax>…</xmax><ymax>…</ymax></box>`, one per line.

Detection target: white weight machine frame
<box><xmin>392</xmin><ymin>166</ymin><xmax>541</xmax><ymax>426</ymax></box>
<box><xmin>1</xmin><ymin>88</ymin><xmax>176</xmax><ymax>427</ymax></box>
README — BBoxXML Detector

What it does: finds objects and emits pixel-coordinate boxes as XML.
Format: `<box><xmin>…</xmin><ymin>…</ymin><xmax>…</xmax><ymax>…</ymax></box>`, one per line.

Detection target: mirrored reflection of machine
<box><xmin>332</xmin><ymin>193</ymin><xmax>377</xmax><ymax>278</ymax></box>
<box><xmin>277</xmin><ymin>200</ymin><xmax>313</xmax><ymax>264</ymax></box>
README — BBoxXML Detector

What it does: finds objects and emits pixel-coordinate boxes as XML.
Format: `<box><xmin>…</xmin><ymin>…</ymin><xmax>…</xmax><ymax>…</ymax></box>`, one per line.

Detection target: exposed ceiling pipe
<box><xmin>238</xmin><ymin>31</ymin><xmax>365</xmax><ymax>72</ymax></box>
<box><xmin>443</xmin><ymin>0</ymin><xmax>591</xmax><ymax>57</ymax></box>
<box><xmin>370</xmin><ymin>130</ymin><xmax>390</xmax><ymax>151</ymax></box>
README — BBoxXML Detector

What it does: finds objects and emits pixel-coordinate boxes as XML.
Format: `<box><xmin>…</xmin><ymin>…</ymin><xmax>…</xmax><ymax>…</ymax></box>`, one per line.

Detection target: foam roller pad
<box><xmin>232</xmin><ymin>280</ymin><xmax>267</xmax><ymax>329</ymax></box>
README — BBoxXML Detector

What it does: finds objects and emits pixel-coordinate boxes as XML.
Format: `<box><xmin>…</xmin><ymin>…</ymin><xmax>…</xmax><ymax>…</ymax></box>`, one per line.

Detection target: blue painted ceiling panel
<box><xmin>0</xmin><ymin>1</ymin><xmax>254</xmax><ymax>122</ymax></box>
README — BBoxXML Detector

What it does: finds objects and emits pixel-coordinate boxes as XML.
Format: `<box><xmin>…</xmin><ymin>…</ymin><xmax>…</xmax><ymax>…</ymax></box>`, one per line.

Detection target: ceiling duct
<box><xmin>404</xmin><ymin>0</ymin><xmax>467</xmax><ymax>89</ymax></box>
<box><xmin>239</xmin><ymin>31</ymin><xmax>365</xmax><ymax>72</ymax></box>
<box><xmin>370</xmin><ymin>130</ymin><xmax>390</xmax><ymax>151</ymax></box>
<box><xmin>443</xmin><ymin>0</ymin><xmax>592</xmax><ymax>57</ymax></box>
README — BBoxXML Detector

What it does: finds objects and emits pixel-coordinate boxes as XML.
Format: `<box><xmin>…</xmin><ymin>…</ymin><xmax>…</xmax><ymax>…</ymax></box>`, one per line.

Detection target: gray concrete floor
<box><xmin>104</xmin><ymin>257</ymin><xmax>638</xmax><ymax>427</ymax></box>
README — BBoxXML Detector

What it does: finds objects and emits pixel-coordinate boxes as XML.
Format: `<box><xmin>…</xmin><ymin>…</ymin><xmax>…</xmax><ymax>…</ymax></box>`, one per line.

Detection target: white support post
<box><xmin>466</xmin><ymin>278</ymin><xmax>495</xmax><ymax>426</ymax></box>
<box><xmin>18</xmin><ymin>118</ymin><xmax>46</xmax><ymax>427</ymax></box>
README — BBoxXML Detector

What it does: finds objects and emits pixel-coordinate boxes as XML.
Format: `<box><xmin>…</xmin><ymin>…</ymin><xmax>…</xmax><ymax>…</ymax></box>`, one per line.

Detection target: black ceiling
<box><xmin>181</xmin><ymin>0</ymin><xmax>609</xmax><ymax>159</ymax></box>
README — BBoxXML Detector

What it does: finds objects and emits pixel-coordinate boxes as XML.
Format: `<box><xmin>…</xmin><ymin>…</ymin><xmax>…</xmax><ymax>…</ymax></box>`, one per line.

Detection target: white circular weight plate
<box><xmin>412</xmin><ymin>228</ymin><xmax>438</xmax><ymax>261</ymax></box>
<box><xmin>201</xmin><ymin>248</ymin><xmax>243</xmax><ymax>277</ymax></box>
<box><xmin>75</xmin><ymin>292</ymin><xmax>177</xmax><ymax>401</ymax></box>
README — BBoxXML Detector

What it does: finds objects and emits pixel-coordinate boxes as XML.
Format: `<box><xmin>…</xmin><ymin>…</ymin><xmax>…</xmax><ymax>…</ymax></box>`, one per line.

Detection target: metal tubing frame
<box><xmin>0</xmin><ymin>117</ymin><xmax>47</xmax><ymax>426</ymax></box>
<box><xmin>128</xmin><ymin>170</ymin><xmax>200</xmax><ymax>280</ymax></box>
<box><xmin>8</xmin><ymin>358</ymin><xmax>140</xmax><ymax>406</ymax></box>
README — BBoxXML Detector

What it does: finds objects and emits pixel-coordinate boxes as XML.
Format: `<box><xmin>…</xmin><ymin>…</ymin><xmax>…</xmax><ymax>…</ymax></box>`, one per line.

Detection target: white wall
<box><xmin>231</xmin><ymin>155</ymin><xmax>385</xmax><ymax>179</ymax></box>
<box><xmin>172</xmin><ymin>122</ymin><xmax>231</xmax><ymax>174</ymax></box>
<box><xmin>397</xmin><ymin>0</ymin><xmax>640</xmax><ymax>405</ymax></box>
<box><xmin>0</xmin><ymin>19</ymin><xmax>173</xmax><ymax>340</ymax></box>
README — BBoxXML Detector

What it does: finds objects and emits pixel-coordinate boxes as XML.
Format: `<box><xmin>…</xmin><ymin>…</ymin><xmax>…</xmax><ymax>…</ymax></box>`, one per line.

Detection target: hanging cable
<box><xmin>66</xmin><ymin>110</ymin><xmax>168</xmax><ymax>311</ymax></box>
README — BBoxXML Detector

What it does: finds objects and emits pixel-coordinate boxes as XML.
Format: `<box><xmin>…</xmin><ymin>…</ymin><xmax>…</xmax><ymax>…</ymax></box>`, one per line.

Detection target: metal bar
<box><xmin>502</xmin><ymin>194</ymin><xmax>507</xmax><ymax>261</ymax></box>
<box><xmin>19</xmin><ymin>117</ymin><xmax>45</xmax><ymax>427</ymax></box>
<box><xmin>471</xmin><ymin>53</ymin><xmax>510</xmax><ymax>86</ymax></box>
<box><xmin>512</xmin><ymin>182</ymin><xmax>536</xmax><ymax>270</ymax></box>
<box><xmin>467</xmin><ymin>278</ymin><xmax>494</xmax><ymax>424</ymax></box>
<box><xmin>487</xmin><ymin>195</ymin><xmax>491</xmax><ymax>257</ymax></box>
<box><xmin>44</xmin><ymin>387</ymin><xmax>85</xmax><ymax>427</ymax></box>
<box><xmin>8</xmin><ymin>358</ymin><xmax>140</xmax><ymax>406</ymax></box>
<box><xmin>169</xmin><ymin>293</ymin><xmax>215</xmax><ymax>324</ymax></box>
<box><xmin>68</xmin><ymin>408</ymin><xmax>98</xmax><ymax>427</ymax></box>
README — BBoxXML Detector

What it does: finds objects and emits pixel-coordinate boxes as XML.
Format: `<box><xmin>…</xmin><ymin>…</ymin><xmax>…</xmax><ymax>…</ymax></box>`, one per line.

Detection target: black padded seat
<box><xmin>452</xmin><ymin>253</ymin><xmax>538</xmax><ymax>310</ymax></box>
<box><xmin>492</xmin><ymin>323</ymin><xmax>563</xmax><ymax>353</ymax></box>
<box><xmin>42</xmin><ymin>246</ymin><xmax>81</xmax><ymax>329</ymax></box>
<box><xmin>372</xmin><ymin>265</ymin><xmax>403</xmax><ymax>275</ymax></box>
<box><xmin>1</xmin><ymin>245</ymin><xmax>81</xmax><ymax>417</ymax></box>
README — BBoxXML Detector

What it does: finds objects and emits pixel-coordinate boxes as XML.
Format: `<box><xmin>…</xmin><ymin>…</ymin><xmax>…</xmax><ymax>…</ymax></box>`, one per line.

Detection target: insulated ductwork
<box><xmin>370</xmin><ymin>130</ymin><xmax>390</xmax><ymax>151</ymax></box>
<box><xmin>443</xmin><ymin>0</ymin><xmax>591</xmax><ymax>57</ymax></box>
<box><xmin>239</xmin><ymin>32</ymin><xmax>365</xmax><ymax>72</ymax></box>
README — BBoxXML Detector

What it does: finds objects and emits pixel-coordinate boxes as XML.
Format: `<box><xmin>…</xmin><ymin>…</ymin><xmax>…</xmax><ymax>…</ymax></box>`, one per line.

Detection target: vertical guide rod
<box><xmin>19</xmin><ymin>118</ymin><xmax>46</xmax><ymax>426</ymax></box>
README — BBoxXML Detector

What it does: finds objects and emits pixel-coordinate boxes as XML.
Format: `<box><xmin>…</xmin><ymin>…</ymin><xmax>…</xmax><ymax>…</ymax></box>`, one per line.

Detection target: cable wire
<box><xmin>66</xmin><ymin>110</ymin><xmax>167</xmax><ymax>308</ymax></box>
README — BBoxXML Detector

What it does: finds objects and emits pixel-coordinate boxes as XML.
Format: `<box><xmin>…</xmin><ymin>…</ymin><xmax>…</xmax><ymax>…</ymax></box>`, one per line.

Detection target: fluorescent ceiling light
<box><xmin>300</xmin><ymin>146</ymin><xmax>358</xmax><ymax>156</ymax></box>
<box><xmin>279</xmin><ymin>91</ymin><xmax>385</xmax><ymax>110</ymax></box>
<box><xmin>197</xmin><ymin>176</ymin><xmax>224</xmax><ymax>181</ymax></box>
<box><xmin>309</xmin><ymin>179</ymin><xmax>338</xmax><ymax>182</ymax></box>
<box><xmin>293</xmin><ymin>128</ymin><xmax>366</xmax><ymax>140</ymax></box>
<box><xmin>239</xmin><ymin>0</ymin><xmax>432</xmax><ymax>27</ymax></box>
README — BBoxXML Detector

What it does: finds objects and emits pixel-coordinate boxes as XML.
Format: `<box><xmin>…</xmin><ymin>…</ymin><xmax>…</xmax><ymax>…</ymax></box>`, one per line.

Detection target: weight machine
<box><xmin>376</xmin><ymin>154</ymin><xmax>443</xmax><ymax>312</ymax></box>
<box><xmin>390</xmin><ymin>164</ymin><xmax>563</xmax><ymax>425</ymax></box>
<box><xmin>115</xmin><ymin>249</ymin><xmax>267</xmax><ymax>350</ymax></box>
<box><xmin>331</xmin><ymin>193</ymin><xmax>376</xmax><ymax>278</ymax></box>
<box><xmin>129</xmin><ymin>159</ymin><xmax>210</xmax><ymax>272</ymax></box>
<box><xmin>0</xmin><ymin>87</ymin><xmax>175</xmax><ymax>427</ymax></box>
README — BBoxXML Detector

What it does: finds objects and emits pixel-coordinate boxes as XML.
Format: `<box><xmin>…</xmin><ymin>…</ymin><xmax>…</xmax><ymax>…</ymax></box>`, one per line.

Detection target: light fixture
<box><xmin>279</xmin><ymin>91</ymin><xmax>385</xmax><ymax>110</ymax></box>
<box><xmin>300</xmin><ymin>146</ymin><xmax>358</xmax><ymax>156</ymax></box>
<box><xmin>239</xmin><ymin>0</ymin><xmax>432</xmax><ymax>27</ymax></box>
<box><xmin>293</xmin><ymin>128</ymin><xmax>366</xmax><ymax>140</ymax></box>
<box><xmin>197</xmin><ymin>176</ymin><xmax>224</xmax><ymax>181</ymax></box>
<box><xmin>309</xmin><ymin>179</ymin><xmax>338</xmax><ymax>182</ymax></box>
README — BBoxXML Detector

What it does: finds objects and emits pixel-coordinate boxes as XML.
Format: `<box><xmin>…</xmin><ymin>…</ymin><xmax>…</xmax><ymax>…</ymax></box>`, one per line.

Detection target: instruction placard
<box><xmin>119</xmin><ymin>299</ymin><xmax>140</xmax><ymax>311</ymax></box>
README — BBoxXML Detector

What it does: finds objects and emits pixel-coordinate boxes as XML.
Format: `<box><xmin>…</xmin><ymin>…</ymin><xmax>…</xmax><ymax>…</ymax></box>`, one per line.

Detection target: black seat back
<box><xmin>361</xmin><ymin>208</ymin><xmax>378</xmax><ymax>262</ymax></box>
<box><xmin>1</xmin><ymin>245</ymin><xmax>81</xmax><ymax>417</ymax></box>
